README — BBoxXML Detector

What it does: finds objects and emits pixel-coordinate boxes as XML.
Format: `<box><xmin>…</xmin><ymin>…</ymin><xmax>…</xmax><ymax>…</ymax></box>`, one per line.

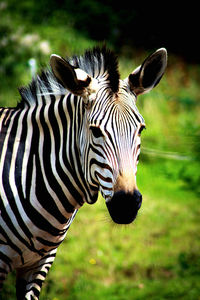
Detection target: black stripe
<box><xmin>90</xmin><ymin>158</ymin><xmax>113</xmax><ymax>174</ymax></box>
<box><xmin>35</xmin><ymin>155</ymin><xmax>71</xmax><ymax>222</ymax></box>
<box><xmin>37</xmin><ymin>97</ymin><xmax>75</xmax><ymax>217</ymax></box>
<box><xmin>52</xmin><ymin>96</ymin><xmax>85</xmax><ymax>205</ymax></box>
<box><xmin>1</xmin><ymin>111</ymin><xmax>37</xmax><ymax>251</ymax></box>
<box><xmin>59</xmin><ymin>96</ymin><xmax>86</xmax><ymax>203</ymax></box>
<box><xmin>0</xmin><ymin>268</ymin><xmax>8</xmax><ymax>274</ymax></box>
<box><xmin>94</xmin><ymin>171</ymin><xmax>112</xmax><ymax>183</ymax></box>
<box><xmin>0</xmin><ymin>226</ymin><xmax>24</xmax><ymax>264</ymax></box>
<box><xmin>36</xmin><ymin>237</ymin><xmax>62</xmax><ymax>247</ymax></box>
<box><xmin>0</xmin><ymin>252</ymin><xmax>12</xmax><ymax>271</ymax></box>
<box><xmin>0</xmin><ymin>110</ymin><xmax>15</xmax><ymax>157</ymax></box>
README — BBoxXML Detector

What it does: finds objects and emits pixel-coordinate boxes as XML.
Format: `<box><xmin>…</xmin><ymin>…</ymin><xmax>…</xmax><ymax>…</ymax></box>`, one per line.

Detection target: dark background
<box><xmin>5</xmin><ymin>0</ymin><xmax>200</xmax><ymax>62</ymax></box>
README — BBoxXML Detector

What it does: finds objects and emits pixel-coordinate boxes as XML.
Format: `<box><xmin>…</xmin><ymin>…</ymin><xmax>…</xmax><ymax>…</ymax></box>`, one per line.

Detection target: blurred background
<box><xmin>1</xmin><ymin>1</ymin><xmax>200</xmax><ymax>299</ymax></box>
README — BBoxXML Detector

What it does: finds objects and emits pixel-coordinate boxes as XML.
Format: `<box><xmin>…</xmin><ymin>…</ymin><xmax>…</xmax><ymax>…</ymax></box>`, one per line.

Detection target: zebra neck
<box><xmin>29</xmin><ymin>93</ymin><xmax>97</xmax><ymax>208</ymax></box>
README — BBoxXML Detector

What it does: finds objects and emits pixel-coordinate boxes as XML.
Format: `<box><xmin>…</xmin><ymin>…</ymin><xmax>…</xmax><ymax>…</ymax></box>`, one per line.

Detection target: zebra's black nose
<box><xmin>106</xmin><ymin>190</ymin><xmax>142</xmax><ymax>224</ymax></box>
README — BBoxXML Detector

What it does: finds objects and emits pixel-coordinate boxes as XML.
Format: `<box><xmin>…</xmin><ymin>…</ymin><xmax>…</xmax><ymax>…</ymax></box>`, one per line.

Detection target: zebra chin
<box><xmin>105</xmin><ymin>190</ymin><xmax>142</xmax><ymax>225</ymax></box>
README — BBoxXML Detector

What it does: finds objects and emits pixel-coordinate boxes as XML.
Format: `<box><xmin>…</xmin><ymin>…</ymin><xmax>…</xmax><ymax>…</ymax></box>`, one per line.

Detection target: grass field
<box><xmin>1</xmin><ymin>19</ymin><xmax>200</xmax><ymax>299</ymax></box>
<box><xmin>3</xmin><ymin>158</ymin><xmax>200</xmax><ymax>299</ymax></box>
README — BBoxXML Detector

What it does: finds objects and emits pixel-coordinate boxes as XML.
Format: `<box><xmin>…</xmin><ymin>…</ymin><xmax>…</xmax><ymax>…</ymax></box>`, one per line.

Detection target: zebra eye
<box><xmin>138</xmin><ymin>125</ymin><xmax>146</xmax><ymax>135</ymax></box>
<box><xmin>90</xmin><ymin>126</ymin><xmax>104</xmax><ymax>138</ymax></box>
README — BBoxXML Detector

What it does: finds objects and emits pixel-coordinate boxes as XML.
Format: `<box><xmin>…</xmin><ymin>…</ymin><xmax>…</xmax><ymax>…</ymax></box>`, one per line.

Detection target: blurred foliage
<box><xmin>1</xmin><ymin>0</ymin><xmax>200</xmax><ymax>60</ymax></box>
<box><xmin>0</xmin><ymin>2</ymin><xmax>50</xmax><ymax>92</ymax></box>
<box><xmin>0</xmin><ymin>1</ymin><xmax>200</xmax><ymax>299</ymax></box>
<box><xmin>2</xmin><ymin>0</ymin><xmax>200</xmax><ymax>61</ymax></box>
<box><xmin>0</xmin><ymin>0</ymin><xmax>95</xmax><ymax>103</ymax></box>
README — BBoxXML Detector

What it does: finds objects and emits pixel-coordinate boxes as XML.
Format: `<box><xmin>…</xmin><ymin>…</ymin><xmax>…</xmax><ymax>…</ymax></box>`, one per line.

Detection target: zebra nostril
<box><xmin>133</xmin><ymin>190</ymin><xmax>142</xmax><ymax>208</ymax></box>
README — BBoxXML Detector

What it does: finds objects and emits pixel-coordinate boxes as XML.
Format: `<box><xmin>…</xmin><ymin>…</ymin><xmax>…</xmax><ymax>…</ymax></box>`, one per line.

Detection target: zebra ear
<box><xmin>128</xmin><ymin>48</ymin><xmax>167</xmax><ymax>95</ymax></box>
<box><xmin>50</xmin><ymin>54</ymin><xmax>98</xmax><ymax>98</ymax></box>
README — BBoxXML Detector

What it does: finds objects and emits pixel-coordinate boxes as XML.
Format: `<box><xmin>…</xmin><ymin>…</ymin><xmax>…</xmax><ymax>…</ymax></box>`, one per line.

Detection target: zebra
<box><xmin>0</xmin><ymin>46</ymin><xmax>167</xmax><ymax>299</ymax></box>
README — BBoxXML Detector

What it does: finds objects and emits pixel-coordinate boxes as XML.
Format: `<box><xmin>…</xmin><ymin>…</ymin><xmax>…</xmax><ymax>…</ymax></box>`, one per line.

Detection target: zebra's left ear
<box><xmin>127</xmin><ymin>48</ymin><xmax>167</xmax><ymax>95</ymax></box>
<box><xmin>50</xmin><ymin>54</ymin><xmax>98</xmax><ymax>100</ymax></box>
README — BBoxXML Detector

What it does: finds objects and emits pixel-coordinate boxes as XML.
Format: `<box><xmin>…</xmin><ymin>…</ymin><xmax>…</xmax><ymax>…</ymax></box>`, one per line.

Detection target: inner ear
<box><xmin>50</xmin><ymin>54</ymin><xmax>96</xmax><ymax>97</ymax></box>
<box><xmin>141</xmin><ymin>52</ymin><xmax>166</xmax><ymax>88</ymax></box>
<box><xmin>50</xmin><ymin>55</ymin><xmax>78</xmax><ymax>90</ymax></box>
<box><xmin>128</xmin><ymin>48</ymin><xmax>167</xmax><ymax>95</ymax></box>
<box><xmin>128</xmin><ymin>71</ymin><xmax>142</xmax><ymax>94</ymax></box>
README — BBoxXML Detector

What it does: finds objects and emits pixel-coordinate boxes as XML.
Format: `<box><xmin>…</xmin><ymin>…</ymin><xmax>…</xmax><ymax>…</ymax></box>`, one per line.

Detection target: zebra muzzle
<box><xmin>106</xmin><ymin>190</ymin><xmax>142</xmax><ymax>224</ymax></box>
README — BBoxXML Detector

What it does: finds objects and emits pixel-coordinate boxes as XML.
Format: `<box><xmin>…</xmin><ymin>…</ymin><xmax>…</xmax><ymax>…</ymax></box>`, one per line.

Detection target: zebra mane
<box><xmin>18</xmin><ymin>46</ymin><xmax>120</xmax><ymax>107</ymax></box>
<box><xmin>68</xmin><ymin>46</ymin><xmax>120</xmax><ymax>93</ymax></box>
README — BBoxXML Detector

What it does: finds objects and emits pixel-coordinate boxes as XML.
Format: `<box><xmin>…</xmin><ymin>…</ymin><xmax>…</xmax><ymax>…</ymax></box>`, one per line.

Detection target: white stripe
<box><xmin>0</xmin><ymin>110</ymin><xmax>29</xmax><ymax>241</ymax></box>
<box><xmin>35</xmin><ymin>96</ymin><xmax>78</xmax><ymax>217</ymax></box>
<box><xmin>9</xmin><ymin>108</ymin><xmax>31</xmax><ymax>225</ymax></box>
<box><xmin>55</xmin><ymin>96</ymin><xmax>85</xmax><ymax>203</ymax></box>
<box><xmin>21</xmin><ymin>105</ymin><xmax>35</xmax><ymax>198</ymax></box>
<box><xmin>29</xmin><ymin>154</ymin><xmax>66</xmax><ymax>231</ymax></box>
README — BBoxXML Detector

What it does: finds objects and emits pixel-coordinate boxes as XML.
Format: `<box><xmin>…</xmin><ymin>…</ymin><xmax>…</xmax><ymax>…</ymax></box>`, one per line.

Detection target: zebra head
<box><xmin>50</xmin><ymin>47</ymin><xmax>167</xmax><ymax>224</ymax></box>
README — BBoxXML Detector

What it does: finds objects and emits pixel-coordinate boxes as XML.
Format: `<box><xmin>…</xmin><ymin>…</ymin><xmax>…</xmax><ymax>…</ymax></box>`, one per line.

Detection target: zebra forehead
<box><xmin>68</xmin><ymin>46</ymin><xmax>120</xmax><ymax>93</ymax></box>
<box><xmin>90</xmin><ymin>99</ymin><xmax>145</xmax><ymax>130</ymax></box>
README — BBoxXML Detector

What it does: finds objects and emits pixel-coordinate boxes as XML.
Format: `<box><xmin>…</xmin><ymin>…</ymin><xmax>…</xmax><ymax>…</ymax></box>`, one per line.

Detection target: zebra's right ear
<box><xmin>50</xmin><ymin>54</ymin><xmax>98</xmax><ymax>99</ymax></box>
<box><xmin>128</xmin><ymin>48</ymin><xmax>167</xmax><ymax>95</ymax></box>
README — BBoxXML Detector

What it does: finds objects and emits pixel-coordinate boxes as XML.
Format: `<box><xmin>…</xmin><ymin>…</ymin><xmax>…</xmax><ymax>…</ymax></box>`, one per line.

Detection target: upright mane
<box><xmin>18</xmin><ymin>46</ymin><xmax>120</xmax><ymax>108</ymax></box>
<box><xmin>68</xmin><ymin>46</ymin><xmax>120</xmax><ymax>92</ymax></box>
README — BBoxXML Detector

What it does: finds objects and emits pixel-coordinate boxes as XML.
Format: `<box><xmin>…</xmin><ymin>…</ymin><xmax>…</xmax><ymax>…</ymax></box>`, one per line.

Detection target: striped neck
<box><xmin>25</xmin><ymin>93</ymin><xmax>98</xmax><ymax>209</ymax></box>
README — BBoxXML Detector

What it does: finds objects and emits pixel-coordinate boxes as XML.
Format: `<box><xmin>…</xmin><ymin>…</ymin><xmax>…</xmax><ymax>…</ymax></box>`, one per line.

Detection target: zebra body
<box><xmin>0</xmin><ymin>46</ymin><xmax>167</xmax><ymax>299</ymax></box>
